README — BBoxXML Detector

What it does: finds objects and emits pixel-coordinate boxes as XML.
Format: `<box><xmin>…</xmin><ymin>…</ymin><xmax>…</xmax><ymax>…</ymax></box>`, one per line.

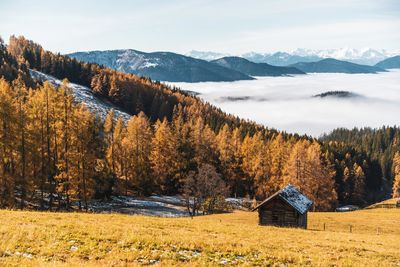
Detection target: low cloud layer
<box><xmin>169</xmin><ymin>70</ymin><xmax>400</xmax><ymax>137</ymax></box>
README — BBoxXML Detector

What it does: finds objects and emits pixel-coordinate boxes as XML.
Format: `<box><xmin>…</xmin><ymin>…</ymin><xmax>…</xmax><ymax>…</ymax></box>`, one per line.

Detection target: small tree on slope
<box><xmin>183</xmin><ymin>164</ymin><xmax>228</xmax><ymax>216</ymax></box>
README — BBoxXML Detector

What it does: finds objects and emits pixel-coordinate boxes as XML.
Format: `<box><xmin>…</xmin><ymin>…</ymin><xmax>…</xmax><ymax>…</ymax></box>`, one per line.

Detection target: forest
<box><xmin>0</xmin><ymin>35</ymin><xmax>398</xmax><ymax>212</ymax></box>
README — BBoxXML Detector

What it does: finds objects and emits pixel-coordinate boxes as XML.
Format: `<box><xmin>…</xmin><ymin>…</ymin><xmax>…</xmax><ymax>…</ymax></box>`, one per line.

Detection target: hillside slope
<box><xmin>68</xmin><ymin>50</ymin><xmax>253</xmax><ymax>82</ymax></box>
<box><xmin>291</xmin><ymin>58</ymin><xmax>386</xmax><ymax>73</ymax></box>
<box><xmin>211</xmin><ymin>56</ymin><xmax>305</xmax><ymax>76</ymax></box>
<box><xmin>8</xmin><ymin>36</ymin><xmax>261</xmax><ymax>129</ymax></box>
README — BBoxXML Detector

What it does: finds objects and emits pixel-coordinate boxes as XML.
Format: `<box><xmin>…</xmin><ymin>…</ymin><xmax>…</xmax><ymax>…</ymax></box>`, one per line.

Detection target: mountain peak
<box><xmin>186</xmin><ymin>50</ymin><xmax>230</xmax><ymax>61</ymax></box>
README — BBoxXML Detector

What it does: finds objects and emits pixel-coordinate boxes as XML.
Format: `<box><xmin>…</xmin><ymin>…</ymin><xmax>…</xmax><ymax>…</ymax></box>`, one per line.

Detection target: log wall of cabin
<box><xmin>258</xmin><ymin>197</ymin><xmax>307</xmax><ymax>228</ymax></box>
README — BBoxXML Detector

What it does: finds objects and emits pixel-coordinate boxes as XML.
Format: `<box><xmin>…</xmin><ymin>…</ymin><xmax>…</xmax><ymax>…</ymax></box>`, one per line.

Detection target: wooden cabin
<box><xmin>252</xmin><ymin>184</ymin><xmax>312</xmax><ymax>229</ymax></box>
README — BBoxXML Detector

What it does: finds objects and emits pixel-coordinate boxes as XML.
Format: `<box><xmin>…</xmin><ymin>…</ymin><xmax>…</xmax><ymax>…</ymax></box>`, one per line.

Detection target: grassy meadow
<box><xmin>0</xmin><ymin>208</ymin><xmax>399</xmax><ymax>266</ymax></box>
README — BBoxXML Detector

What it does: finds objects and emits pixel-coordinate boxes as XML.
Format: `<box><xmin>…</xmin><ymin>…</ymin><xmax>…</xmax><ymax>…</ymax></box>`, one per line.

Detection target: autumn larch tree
<box><xmin>392</xmin><ymin>152</ymin><xmax>400</xmax><ymax>198</ymax></box>
<box><xmin>124</xmin><ymin>112</ymin><xmax>153</xmax><ymax>195</ymax></box>
<box><xmin>0</xmin><ymin>79</ymin><xmax>16</xmax><ymax>207</ymax></box>
<box><xmin>150</xmin><ymin>118</ymin><xmax>180</xmax><ymax>194</ymax></box>
<box><xmin>352</xmin><ymin>163</ymin><xmax>366</xmax><ymax>205</ymax></box>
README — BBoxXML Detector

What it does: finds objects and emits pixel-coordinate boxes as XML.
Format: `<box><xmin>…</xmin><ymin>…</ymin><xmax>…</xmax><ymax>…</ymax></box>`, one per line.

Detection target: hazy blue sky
<box><xmin>1</xmin><ymin>0</ymin><xmax>399</xmax><ymax>54</ymax></box>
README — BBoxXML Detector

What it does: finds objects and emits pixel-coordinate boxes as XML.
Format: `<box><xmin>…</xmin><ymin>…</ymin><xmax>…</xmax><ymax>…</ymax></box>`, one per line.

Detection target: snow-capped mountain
<box><xmin>242</xmin><ymin>52</ymin><xmax>321</xmax><ymax>66</ymax></box>
<box><xmin>190</xmin><ymin>48</ymin><xmax>399</xmax><ymax>66</ymax></box>
<box><xmin>290</xmin><ymin>48</ymin><xmax>394</xmax><ymax>65</ymax></box>
<box><xmin>186</xmin><ymin>50</ymin><xmax>231</xmax><ymax>61</ymax></box>
<box><xmin>30</xmin><ymin>70</ymin><xmax>131</xmax><ymax>122</ymax></box>
<box><xmin>68</xmin><ymin>50</ymin><xmax>252</xmax><ymax>82</ymax></box>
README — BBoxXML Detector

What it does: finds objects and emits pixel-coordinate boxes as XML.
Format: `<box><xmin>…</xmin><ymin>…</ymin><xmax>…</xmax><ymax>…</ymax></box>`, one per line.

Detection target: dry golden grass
<box><xmin>0</xmin><ymin>208</ymin><xmax>399</xmax><ymax>266</ymax></box>
<box><xmin>367</xmin><ymin>198</ymin><xmax>399</xmax><ymax>209</ymax></box>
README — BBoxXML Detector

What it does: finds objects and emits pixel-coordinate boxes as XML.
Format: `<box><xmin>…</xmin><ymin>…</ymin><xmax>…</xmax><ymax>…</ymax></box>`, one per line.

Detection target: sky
<box><xmin>0</xmin><ymin>0</ymin><xmax>399</xmax><ymax>54</ymax></box>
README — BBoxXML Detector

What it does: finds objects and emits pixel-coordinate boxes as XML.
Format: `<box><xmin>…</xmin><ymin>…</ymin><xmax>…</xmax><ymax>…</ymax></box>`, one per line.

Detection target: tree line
<box><xmin>321</xmin><ymin>127</ymin><xmax>400</xmax><ymax>200</ymax></box>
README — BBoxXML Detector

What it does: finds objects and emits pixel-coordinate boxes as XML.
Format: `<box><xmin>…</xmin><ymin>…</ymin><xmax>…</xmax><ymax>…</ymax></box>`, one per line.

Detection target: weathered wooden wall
<box><xmin>258</xmin><ymin>197</ymin><xmax>307</xmax><ymax>228</ymax></box>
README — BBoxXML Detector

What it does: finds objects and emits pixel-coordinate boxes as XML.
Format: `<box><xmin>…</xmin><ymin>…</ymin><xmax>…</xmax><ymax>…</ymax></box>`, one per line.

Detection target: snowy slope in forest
<box><xmin>30</xmin><ymin>70</ymin><xmax>131</xmax><ymax>122</ymax></box>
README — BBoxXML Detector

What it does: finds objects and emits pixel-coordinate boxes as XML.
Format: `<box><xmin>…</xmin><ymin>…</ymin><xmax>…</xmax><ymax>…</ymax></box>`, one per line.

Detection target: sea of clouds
<box><xmin>168</xmin><ymin>70</ymin><xmax>400</xmax><ymax>137</ymax></box>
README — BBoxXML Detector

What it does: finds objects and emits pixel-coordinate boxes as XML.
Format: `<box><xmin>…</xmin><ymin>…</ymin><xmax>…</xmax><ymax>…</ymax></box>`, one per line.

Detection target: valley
<box><xmin>170</xmin><ymin>70</ymin><xmax>400</xmax><ymax>136</ymax></box>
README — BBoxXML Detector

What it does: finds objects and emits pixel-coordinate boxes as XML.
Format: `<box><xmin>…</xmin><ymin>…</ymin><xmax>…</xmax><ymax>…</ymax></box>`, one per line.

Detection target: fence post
<box><xmin>323</xmin><ymin>223</ymin><xmax>326</xmax><ymax>231</ymax></box>
<box><xmin>349</xmin><ymin>225</ymin><xmax>352</xmax><ymax>233</ymax></box>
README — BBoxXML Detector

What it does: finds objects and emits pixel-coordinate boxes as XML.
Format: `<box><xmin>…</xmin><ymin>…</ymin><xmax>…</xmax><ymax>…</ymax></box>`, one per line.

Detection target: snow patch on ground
<box><xmin>87</xmin><ymin>195</ymin><xmax>190</xmax><ymax>217</ymax></box>
<box><xmin>148</xmin><ymin>195</ymin><xmax>186</xmax><ymax>206</ymax></box>
<box><xmin>225</xmin><ymin>198</ymin><xmax>253</xmax><ymax>210</ymax></box>
<box><xmin>85</xmin><ymin>195</ymin><xmax>252</xmax><ymax>217</ymax></box>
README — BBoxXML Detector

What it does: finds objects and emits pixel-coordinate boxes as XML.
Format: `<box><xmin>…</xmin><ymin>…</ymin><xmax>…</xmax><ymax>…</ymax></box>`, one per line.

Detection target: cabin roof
<box><xmin>252</xmin><ymin>184</ymin><xmax>313</xmax><ymax>214</ymax></box>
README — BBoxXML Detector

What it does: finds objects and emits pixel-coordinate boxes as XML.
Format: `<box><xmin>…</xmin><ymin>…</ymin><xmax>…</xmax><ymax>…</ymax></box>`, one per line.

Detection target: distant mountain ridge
<box><xmin>290</xmin><ymin>58</ymin><xmax>386</xmax><ymax>74</ymax></box>
<box><xmin>69</xmin><ymin>49</ymin><xmax>396</xmax><ymax>82</ymax></box>
<box><xmin>242</xmin><ymin>51</ymin><xmax>322</xmax><ymax>66</ymax></box>
<box><xmin>188</xmin><ymin>48</ymin><xmax>399</xmax><ymax>66</ymax></box>
<box><xmin>289</xmin><ymin>48</ymin><xmax>393</xmax><ymax>65</ymax></box>
<box><xmin>68</xmin><ymin>50</ymin><xmax>253</xmax><ymax>83</ymax></box>
<box><xmin>375</xmin><ymin>55</ymin><xmax>400</xmax><ymax>69</ymax></box>
<box><xmin>211</xmin><ymin>56</ymin><xmax>305</xmax><ymax>76</ymax></box>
